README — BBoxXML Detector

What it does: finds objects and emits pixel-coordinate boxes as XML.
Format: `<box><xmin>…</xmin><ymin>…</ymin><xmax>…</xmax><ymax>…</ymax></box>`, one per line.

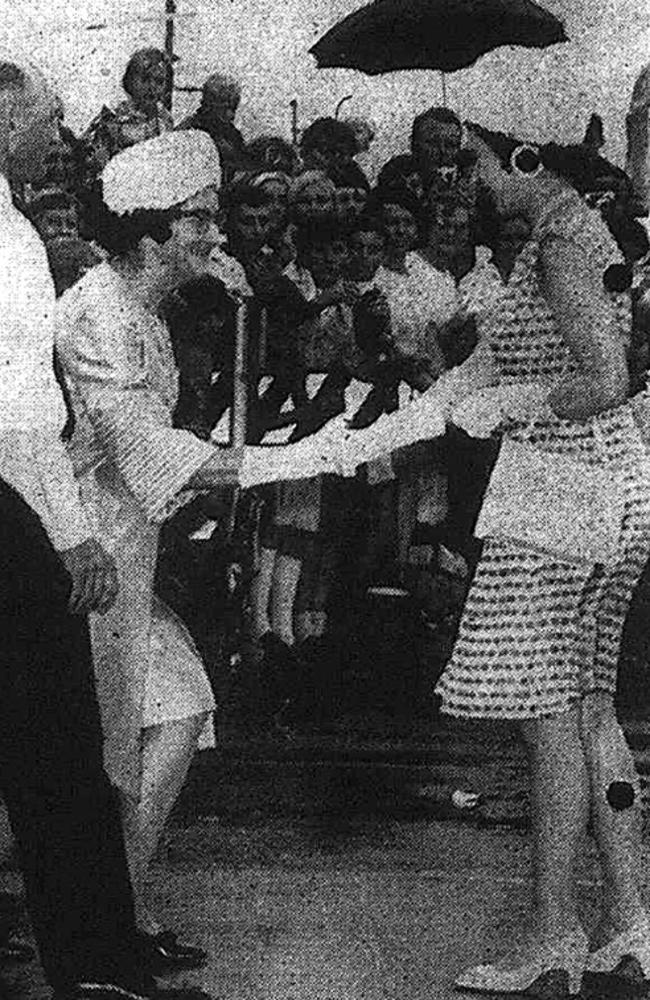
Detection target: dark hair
<box><xmin>330</xmin><ymin>160</ymin><xmax>371</xmax><ymax>192</ymax></box>
<box><xmin>222</xmin><ymin>179</ymin><xmax>272</xmax><ymax>215</ymax></box>
<box><xmin>301</xmin><ymin>118</ymin><xmax>357</xmax><ymax>157</ymax></box>
<box><xmin>467</xmin><ymin>122</ymin><xmax>645</xmax><ymax>266</ymax></box>
<box><xmin>295</xmin><ymin>213</ymin><xmax>349</xmax><ymax>255</ymax></box>
<box><xmin>466</xmin><ymin>122</ymin><xmax>598</xmax><ymax>188</ymax></box>
<box><xmin>122</xmin><ymin>48</ymin><xmax>170</xmax><ymax>97</ymax></box>
<box><xmin>411</xmin><ymin>107</ymin><xmax>462</xmax><ymax>153</ymax></box>
<box><xmin>377</xmin><ymin>154</ymin><xmax>419</xmax><ymax>191</ymax></box>
<box><xmin>93</xmin><ymin>198</ymin><xmax>174</xmax><ymax>256</ymax></box>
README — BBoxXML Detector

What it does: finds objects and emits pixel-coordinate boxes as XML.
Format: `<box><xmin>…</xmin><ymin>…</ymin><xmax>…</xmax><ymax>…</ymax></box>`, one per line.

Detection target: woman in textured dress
<box><xmin>345</xmin><ymin>124</ymin><xmax>650</xmax><ymax>996</ymax></box>
<box><xmin>446</xmin><ymin>127</ymin><xmax>650</xmax><ymax>996</ymax></box>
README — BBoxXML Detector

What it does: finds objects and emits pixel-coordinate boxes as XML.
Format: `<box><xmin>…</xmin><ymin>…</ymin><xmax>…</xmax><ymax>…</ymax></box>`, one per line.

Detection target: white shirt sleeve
<box><xmin>0</xmin><ymin>430</ymin><xmax>92</xmax><ymax>551</ymax></box>
<box><xmin>0</xmin><ymin>192</ymin><xmax>92</xmax><ymax>551</ymax></box>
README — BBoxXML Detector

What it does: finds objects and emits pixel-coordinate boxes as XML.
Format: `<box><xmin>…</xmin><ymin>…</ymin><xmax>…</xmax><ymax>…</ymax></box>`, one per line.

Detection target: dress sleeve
<box><xmin>57</xmin><ymin>288</ymin><xmax>215</xmax><ymax>522</ymax></box>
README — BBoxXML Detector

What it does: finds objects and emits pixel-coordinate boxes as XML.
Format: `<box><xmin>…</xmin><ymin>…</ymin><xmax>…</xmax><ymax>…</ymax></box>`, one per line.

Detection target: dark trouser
<box><xmin>0</xmin><ymin>477</ymin><xmax>147</xmax><ymax>995</ymax></box>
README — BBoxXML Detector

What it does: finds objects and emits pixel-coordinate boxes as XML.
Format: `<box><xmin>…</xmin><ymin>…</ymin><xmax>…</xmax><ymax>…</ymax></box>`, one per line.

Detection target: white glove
<box><xmin>499</xmin><ymin>383</ymin><xmax>553</xmax><ymax>423</ymax></box>
<box><xmin>451</xmin><ymin>388</ymin><xmax>503</xmax><ymax>439</ymax></box>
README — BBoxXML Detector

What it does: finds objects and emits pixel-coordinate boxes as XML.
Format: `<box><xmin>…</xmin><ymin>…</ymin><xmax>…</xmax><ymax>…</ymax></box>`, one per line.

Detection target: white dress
<box><xmin>56</xmin><ymin>263</ymin><xmax>217</xmax><ymax>798</ymax></box>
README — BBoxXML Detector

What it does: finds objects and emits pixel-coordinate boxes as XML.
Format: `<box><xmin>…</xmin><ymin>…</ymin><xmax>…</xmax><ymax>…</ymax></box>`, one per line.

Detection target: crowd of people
<box><xmin>3</xmin><ymin>38</ymin><xmax>650</xmax><ymax>1000</ymax></box>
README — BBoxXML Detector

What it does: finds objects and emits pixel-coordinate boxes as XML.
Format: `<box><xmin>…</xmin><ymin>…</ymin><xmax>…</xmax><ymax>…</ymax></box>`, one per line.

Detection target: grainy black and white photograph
<box><xmin>0</xmin><ymin>1</ymin><xmax>649</xmax><ymax>998</ymax></box>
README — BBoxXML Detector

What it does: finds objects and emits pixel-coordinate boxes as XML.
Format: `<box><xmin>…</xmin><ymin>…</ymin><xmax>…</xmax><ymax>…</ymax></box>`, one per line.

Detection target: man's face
<box><xmin>305</xmin><ymin>239</ymin><xmax>348</xmax><ymax>289</ymax></box>
<box><xmin>335</xmin><ymin>187</ymin><xmax>368</xmax><ymax>222</ymax></box>
<box><xmin>232</xmin><ymin>202</ymin><xmax>276</xmax><ymax>259</ymax></box>
<box><xmin>349</xmin><ymin>230</ymin><xmax>385</xmax><ymax>283</ymax></box>
<box><xmin>416</xmin><ymin>119</ymin><xmax>462</xmax><ymax>172</ymax></box>
<box><xmin>129</xmin><ymin>61</ymin><xmax>168</xmax><ymax>111</ymax></box>
<box><xmin>383</xmin><ymin>204</ymin><xmax>419</xmax><ymax>254</ymax></box>
<box><xmin>9</xmin><ymin>79</ymin><xmax>58</xmax><ymax>185</ymax></box>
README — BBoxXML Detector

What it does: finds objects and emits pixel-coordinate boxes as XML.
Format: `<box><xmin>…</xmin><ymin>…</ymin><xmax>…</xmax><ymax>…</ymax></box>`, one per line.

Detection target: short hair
<box><xmin>411</xmin><ymin>106</ymin><xmax>462</xmax><ymax>153</ymax></box>
<box><xmin>202</xmin><ymin>72</ymin><xmax>241</xmax><ymax>103</ymax></box>
<box><xmin>295</xmin><ymin>213</ymin><xmax>348</xmax><ymax>255</ymax></box>
<box><xmin>222</xmin><ymin>179</ymin><xmax>272</xmax><ymax>216</ymax></box>
<box><xmin>301</xmin><ymin>118</ymin><xmax>357</xmax><ymax>157</ymax></box>
<box><xmin>122</xmin><ymin>48</ymin><xmax>170</xmax><ymax>97</ymax></box>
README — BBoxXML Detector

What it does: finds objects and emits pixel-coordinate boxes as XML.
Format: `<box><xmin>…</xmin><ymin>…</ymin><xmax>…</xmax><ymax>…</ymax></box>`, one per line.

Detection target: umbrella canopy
<box><xmin>310</xmin><ymin>0</ymin><xmax>567</xmax><ymax>75</ymax></box>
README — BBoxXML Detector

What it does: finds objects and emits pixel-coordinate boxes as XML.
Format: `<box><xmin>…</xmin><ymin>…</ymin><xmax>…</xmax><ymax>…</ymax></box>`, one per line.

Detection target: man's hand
<box><xmin>59</xmin><ymin>539</ymin><xmax>119</xmax><ymax>616</ymax></box>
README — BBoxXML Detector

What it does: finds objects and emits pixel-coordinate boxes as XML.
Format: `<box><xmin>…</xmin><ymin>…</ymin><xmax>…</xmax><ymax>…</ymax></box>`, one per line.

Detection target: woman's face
<box><xmin>349</xmin><ymin>230</ymin><xmax>385</xmax><ymax>283</ymax></box>
<box><xmin>169</xmin><ymin>186</ymin><xmax>224</xmax><ymax>261</ymax></box>
<box><xmin>467</xmin><ymin>136</ymin><xmax>519</xmax><ymax>217</ymax></box>
<box><xmin>305</xmin><ymin>239</ymin><xmax>349</xmax><ymax>289</ymax></box>
<box><xmin>382</xmin><ymin>204</ymin><xmax>419</xmax><ymax>254</ymax></box>
<box><xmin>259</xmin><ymin>178</ymin><xmax>289</xmax><ymax>226</ymax></box>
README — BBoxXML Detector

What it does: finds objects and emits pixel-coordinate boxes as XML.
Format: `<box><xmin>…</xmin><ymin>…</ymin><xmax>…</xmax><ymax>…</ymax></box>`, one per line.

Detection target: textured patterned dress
<box><xmin>436</xmin><ymin>190</ymin><xmax>650</xmax><ymax>720</ymax></box>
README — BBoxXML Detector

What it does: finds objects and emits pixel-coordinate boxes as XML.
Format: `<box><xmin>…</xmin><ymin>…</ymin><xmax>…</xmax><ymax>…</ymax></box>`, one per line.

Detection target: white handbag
<box><xmin>474</xmin><ymin>437</ymin><xmax>625</xmax><ymax>567</ymax></box>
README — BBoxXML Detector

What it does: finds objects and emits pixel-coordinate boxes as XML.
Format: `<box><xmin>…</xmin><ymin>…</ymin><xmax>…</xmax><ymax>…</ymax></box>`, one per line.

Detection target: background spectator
<box><xmin>178</xmin><ymin>72</ymin><xmax>245</xmax><ymax>181</ymax></box>
<box><xmin>411</xmin><ymin>106</ymin><xmax>480</xmax><ymax>279</ymax></box>
<box><xmin>83</xmin><ymin>48</ymin><xmax>173</xmax><ymax>180</ymax></box>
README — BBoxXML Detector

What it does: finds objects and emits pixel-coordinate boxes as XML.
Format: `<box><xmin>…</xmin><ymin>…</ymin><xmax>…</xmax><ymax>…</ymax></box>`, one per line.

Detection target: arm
<box><xmin>540</xmin><ymin>237</ymin><xmax>629</xmax><ymax>420</ymax></box>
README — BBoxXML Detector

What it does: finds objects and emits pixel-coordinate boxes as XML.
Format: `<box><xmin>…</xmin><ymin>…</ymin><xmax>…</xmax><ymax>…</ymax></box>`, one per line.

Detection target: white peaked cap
<box><xmin>102</xmin><ymin>130</ymin><xmax>222</xmax><ymax>216</ymax></box>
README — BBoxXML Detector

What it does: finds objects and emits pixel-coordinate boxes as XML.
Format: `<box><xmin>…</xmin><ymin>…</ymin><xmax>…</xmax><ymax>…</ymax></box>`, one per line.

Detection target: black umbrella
<box><xmin>310</xmin><ymin>0</ymin><xmax>567</xmax><ymax>75</ymax></box>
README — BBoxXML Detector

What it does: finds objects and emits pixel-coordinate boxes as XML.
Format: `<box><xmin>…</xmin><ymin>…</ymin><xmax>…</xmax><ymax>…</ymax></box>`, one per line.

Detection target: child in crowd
<box><xmin>28</xmin><ymin>190</ymin><xmax>104</xmax><ymax>295</ymax></box>
<box><xmin>332</xmin><ymin>162</ymin><xmax>371</xmax><ymax>223</ymax></box>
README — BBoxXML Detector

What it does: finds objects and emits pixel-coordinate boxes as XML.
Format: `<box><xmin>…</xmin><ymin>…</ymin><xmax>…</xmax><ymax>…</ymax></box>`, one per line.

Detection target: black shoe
<box><xmin>140</xmin><ymin>930</ymin><xmax>208</xmax><ymax>974</ymax></box>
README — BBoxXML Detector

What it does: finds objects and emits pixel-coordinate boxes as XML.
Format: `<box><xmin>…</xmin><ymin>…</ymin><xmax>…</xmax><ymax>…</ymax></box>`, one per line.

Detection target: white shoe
<box><xmin>585</xmin><ymin>915</ymin><xmax>650</xmax><ymax>978</ymax></box>
<box><xmin>454</xmin><ymin>927</ymin><xmax>588</xmax><ymax>996</ymax></box>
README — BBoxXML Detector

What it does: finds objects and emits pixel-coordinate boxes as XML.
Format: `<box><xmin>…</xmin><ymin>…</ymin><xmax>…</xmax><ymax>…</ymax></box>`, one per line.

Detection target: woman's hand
<box><xmin>451</xmin><ymin>388</ymin><xmax>503</xmax><ymax>439</ymax></box>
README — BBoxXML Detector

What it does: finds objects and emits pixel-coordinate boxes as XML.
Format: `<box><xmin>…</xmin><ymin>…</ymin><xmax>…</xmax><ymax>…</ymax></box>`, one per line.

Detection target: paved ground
<box><xmin>4</xmin><ymin>742</ymin><xmax>650</xmax><ymax>1000</ymax></box>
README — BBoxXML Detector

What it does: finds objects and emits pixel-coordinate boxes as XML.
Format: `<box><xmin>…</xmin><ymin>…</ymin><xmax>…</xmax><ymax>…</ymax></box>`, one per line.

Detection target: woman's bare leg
<box><xmin>519</xmin><ymin>709</ymin><xmax>590</xmax><ymax>944</ymax></box>
<box><xmin>121</xmin><ymin>714</ymin><xmax>208</xmax><ymax>932</ymax></box>
<box><xmin>579</xmin><ymin>692</ymin><xmax>646</xmax><ymax>946</ymax></box>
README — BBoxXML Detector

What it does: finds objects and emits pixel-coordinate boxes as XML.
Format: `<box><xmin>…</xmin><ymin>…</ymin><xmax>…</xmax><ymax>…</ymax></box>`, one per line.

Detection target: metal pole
<box><xmin>440</xmin><ymin>72</ymin><xmax>448</xmax><ymax>108</ymax></box>
<box><xmin>231</xmin><ymin>301</ymin><xmax>248</xmax><ymax>448</ymax></box>
<box><xmin>164</xmin><ymin>0</ymin><xmax>176</xmax><ymax>110</ymax></box>
<box><xmin>290</xmin><ymin>99</ymin><xmax>299</xmax><ymax>148</ymax></box>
